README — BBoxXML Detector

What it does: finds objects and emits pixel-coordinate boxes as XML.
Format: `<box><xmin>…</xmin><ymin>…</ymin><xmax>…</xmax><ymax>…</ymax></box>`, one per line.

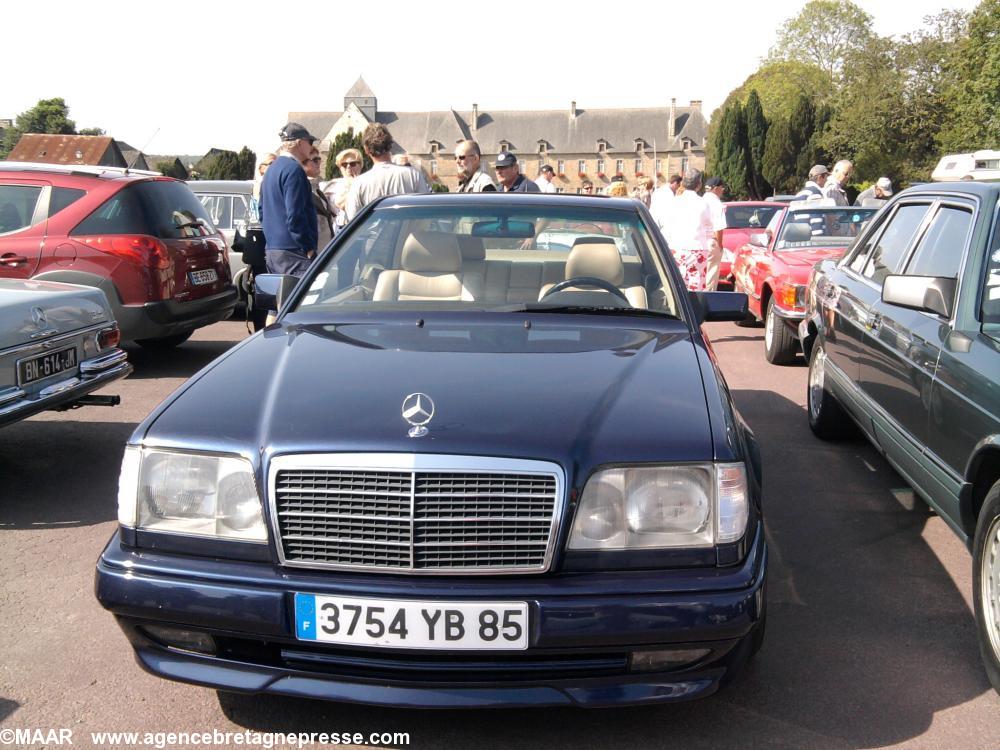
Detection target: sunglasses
<box><xmin>307</xmin><ymin>157</ymin><xmax>321</xmax><ymax>164</ymax></box>
<box><xmin>340</xmin><ymin>160</ymin><xmax>360</xmax><ymax>168</ymax></box>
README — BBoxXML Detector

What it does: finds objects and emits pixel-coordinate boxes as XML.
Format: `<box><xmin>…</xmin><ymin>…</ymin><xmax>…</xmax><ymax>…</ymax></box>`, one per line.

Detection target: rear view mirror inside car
<box><xmin>472</xmin><ymin>220</ymin><xmax>536</xmax><ymax>238</ymax></box>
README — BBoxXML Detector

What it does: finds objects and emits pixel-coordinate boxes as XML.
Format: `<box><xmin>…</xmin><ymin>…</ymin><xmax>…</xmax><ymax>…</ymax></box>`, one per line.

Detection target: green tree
<box><xmin>744</xmin><ymin>90</ymin><xmax>771</xmax><ymax>199</ymax></box>
<box><xmin>198</xmin><ymin>150</ymin><xmax>242</xmax><ymax>180</ymax></box>
<box><xmin>766</xmin><ymin>0</ymin><xmax>875</xmax><ymax>84</ymax></box>
<box><xmin>78</xmin><ymin>127</ymin><xmax>105</xmax><ymax>136</ymax></box>
<box><xmin>1</xmin><ymin>97</ymin><xmax>78</xmax><ymax>158</ymax></box>
<box><xmin>156</xmin><ymin>160</ymin><xmax>188</xmax><ymax>179</ymax></box>
<box><xmin>789</xmin><ymin>95</ymin><xmax>818</xmax><ymax>180</ymax></box>
<box><xmin>323</xmin><ymin>127</ymin><xmax>372</xmax><ymax>180</ymax></box>
<box><xmin>761</xmin><ymin>117</ymin><xmax>798</xmax><ymax>194</ymax></box>
<box><xmin>234</xmin><ymin>146</ymin><xmax>257</xmax><ymax>180</ymax></box>
<box><xmin>939</xmin><ymin>0</ymin><xmax>1000</xmax><ymax>152</ymax></box>
<box><xmin>712</xmin><ymin>101</ymin><xmax>749</xmax><ymax>199</ymax></box>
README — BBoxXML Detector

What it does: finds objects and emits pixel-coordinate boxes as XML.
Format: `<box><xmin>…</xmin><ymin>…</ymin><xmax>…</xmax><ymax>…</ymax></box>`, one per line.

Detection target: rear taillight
<box><xmin>81</xmin><ymin>235</ymin><xmax>170</xmax><ymax>270</ymax></box>
<box><xmin>97</xmin><ymin>324</ymin><xmax>121</xmax><ymax>350</ymax></box>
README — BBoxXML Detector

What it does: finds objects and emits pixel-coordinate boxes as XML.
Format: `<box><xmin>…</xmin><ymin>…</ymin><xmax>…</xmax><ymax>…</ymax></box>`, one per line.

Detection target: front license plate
<box><xmin>294</xmin><ymin>594</ymin><xmax>529</xmax><ymax>650</ymax></box>
<box><xmin>189</xmin><ymin>268</ymin><xmax>218</xmax><ymax>285</ymax></box>
<box><xmin>17</xmin><ymin>346</ymin><xmax>78</xmax><ymax>385</ymax></box>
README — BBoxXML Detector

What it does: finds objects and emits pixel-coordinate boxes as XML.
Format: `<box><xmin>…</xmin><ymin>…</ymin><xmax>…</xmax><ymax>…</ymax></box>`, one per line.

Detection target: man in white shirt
<box><xmin>650</xmin><ymin>173</ymin><xmax>682</xmax><ymax>229</ymax></box>
<box><xmin>702</xmin><ymin>176</ymin><xmax>728</xmax><ymax>291</ymax></box>
<box><xmin>534</xmin><ymin>164</ymin><xmax>557</xmax><ymax>193</ymax></box>
<box><xmin>660</xmin><ymin>169</ymin><xmax>714</xmax><ymax>291</ymax></box>
<box><xmin>345</xmin><ymin>123</ymin><xmax>430</xmax><ymax>220</ymax></box>
<box><xmin>822</xmin><ymin>160</ymin><xmax>853</xmax><ymax>206</ymax></box>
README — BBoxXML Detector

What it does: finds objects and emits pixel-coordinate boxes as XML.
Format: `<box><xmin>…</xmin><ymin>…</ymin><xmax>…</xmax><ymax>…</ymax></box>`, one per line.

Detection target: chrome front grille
<box><xmin>270</xmin><ymin>455</ymin><xmax>563</xmax><ymax>574</ymax></box>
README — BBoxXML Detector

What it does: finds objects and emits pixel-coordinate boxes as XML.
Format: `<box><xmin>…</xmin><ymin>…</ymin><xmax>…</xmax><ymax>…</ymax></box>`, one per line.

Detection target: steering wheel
<box><xmin>540</xmin><ymin>276</ymin><xmax>629</xmax><ymax>303</ymax></box>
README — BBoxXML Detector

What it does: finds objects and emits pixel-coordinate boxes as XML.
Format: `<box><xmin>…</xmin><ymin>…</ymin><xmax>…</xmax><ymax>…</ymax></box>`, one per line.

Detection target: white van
<box><xmin>932</xmin><ymin>150</ymin><xmax>1000</xmax><ymax>182</ymax></box>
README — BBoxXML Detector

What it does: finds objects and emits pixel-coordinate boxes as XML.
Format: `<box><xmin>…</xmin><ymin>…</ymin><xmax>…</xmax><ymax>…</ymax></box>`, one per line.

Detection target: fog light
<box><xmin>630</xmin><ymin>647</ymin><xmax>711</xmax><ymax>672</ymax></box>
<box><xmin>140</xmin><ymin>625</ymin><xmax>216</xmax><ymax>655</ymax></box>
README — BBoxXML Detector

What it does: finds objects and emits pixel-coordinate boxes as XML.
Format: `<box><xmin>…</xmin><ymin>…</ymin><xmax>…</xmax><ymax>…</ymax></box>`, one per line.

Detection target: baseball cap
<box><xmin>539</xmin><ymin>164</ymin><xmax>554</xmax><ymax>174</ymax></box>
<box><xmin>279</xmin><ymin>122</ymin><xmax>317</xmax><ymax>143</ymax></box>
<box><xmin>705</xmin><ymin>176</ymin><xmax>725</xmax><ymax>188</ymax></box>
<box><xmin>876</xmin><ymin>177</ymin><xmax>893</xmax><ymax>195</ymax></box>
<box><xmin>809</xmin><ymin>164</ymin><xmax>829</xmax><ymax>178</ymax></box>
<box><xmin>494</xmin><ymin>152</ymin><xmax>517</xmax><ymax>168</ymax></box>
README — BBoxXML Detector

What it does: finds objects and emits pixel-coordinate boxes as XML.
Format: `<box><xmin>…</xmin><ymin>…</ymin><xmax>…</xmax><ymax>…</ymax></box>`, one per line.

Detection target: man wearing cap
<box><xmin>703</xmin><ymin>176</ymin><xmax>728</xmax><ymax>291</ymax></box>
<box><xmin>795</xmin><ymin>165</ymin><xmax>829</xmax><ymax>201</ymax></box>
<box><xmin>822</xmin><ymin>159</ymin><xmax>853</xmax><ymax>206</ymax></box>
<box><xmin>534</xmin><ymin>164</ymin><xmax>557</xmax><ymax>193</ymax></box>
<box><xmin>494</xmin><ymin>152</ymin><xmax>541</xmax><ymax>192</ymax></box>
<box><xmin>345</xmin><ymin>123</ymin><xmax>431</xmax><ymax>221</ymax></box>
<box><xmin>260</xmin><ymin>122</ymin><xmax>319</xmax><ymax>277</ymax></box>
<box><xmin>454</xmin><ymin>140</ymin><xmax>496</xmax><ymax>193</ymax></box>
<box><xmin>854</xmin><ymin>177</ymin><xmax>893</xmax><ymax>207</ymax></box>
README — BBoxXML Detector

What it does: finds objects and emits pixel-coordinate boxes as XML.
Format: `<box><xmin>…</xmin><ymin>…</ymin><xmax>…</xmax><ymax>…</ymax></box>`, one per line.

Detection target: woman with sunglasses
<box><xmin>324</xmin><ymin>148</ymin><xmax>364</xmax><ymax>233</ymax></box>
<box><xmin>302</xmin><ymin>146</ymin><xmax>336</xmax><ymax>252</ymax></box>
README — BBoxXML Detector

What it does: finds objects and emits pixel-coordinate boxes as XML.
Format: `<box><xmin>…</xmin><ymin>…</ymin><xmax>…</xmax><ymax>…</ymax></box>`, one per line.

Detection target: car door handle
<box><xmin>0</xmin><ymin>253</ymin><xmax>28</xmax><ymax>267</ymax></box>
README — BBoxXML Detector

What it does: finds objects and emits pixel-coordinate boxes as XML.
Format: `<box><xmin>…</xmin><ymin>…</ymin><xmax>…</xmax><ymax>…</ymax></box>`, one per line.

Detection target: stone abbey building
<box><xmin>290</xmin><ymin>78</ymin><xmax>708</xmax><ymax>193</ymax></box>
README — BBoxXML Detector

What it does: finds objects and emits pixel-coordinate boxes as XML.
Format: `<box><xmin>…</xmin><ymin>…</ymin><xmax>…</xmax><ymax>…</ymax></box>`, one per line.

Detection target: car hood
<box><xmin>144</xmin><ymin>316</ymin><xmax>715</xmax><ymax>468</ymax></box>
<box><xmin>774</xmin><ymin>246</ymin><xmax>849</xmax><ymax>268</ymax></box>
<box><xmin>0</xmin><ymin>278</ymin><xmax>110</xmax><ymax>343</ymax></box>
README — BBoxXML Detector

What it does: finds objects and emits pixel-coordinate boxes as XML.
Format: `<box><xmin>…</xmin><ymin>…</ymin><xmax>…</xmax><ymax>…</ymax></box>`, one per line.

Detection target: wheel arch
<box><xmin>963</xmin><ymin>441</ymin><xmax>1000</xmax><ymax>538</ymax></box>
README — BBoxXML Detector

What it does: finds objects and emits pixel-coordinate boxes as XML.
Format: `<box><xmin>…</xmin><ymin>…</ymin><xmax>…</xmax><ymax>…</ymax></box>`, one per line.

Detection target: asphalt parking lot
<box><xmin>1</xmin><ymin>319</ymin><xmax>998</xmax><ymax>749</ymax></box>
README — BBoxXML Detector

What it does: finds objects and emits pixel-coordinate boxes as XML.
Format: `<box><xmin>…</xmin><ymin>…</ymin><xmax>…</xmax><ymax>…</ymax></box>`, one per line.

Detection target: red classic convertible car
<box><xmin>731</xmin><ymin>203</ymin><xmax>877</xmax><ymax>364</ymax></box>
<box><xmin>718</xmin><ymin>202</ymin><xmax>786</xmax><ymax>289</ymax></box>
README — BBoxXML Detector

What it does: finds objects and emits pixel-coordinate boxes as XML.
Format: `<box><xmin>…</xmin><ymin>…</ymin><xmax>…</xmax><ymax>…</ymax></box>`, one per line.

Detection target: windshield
<box><xmin>724</xmin><ymin>204</ymin><xmax>782</xmax><ymax>230</ymax></box>
<box><xmin>774</xmin><ymin>207</ymin><xmax>877</xmax><ymax>250</ymax></box>
<box><xmin>292</xmin><ymin>202</ymin><xmax>679</xmax><ymax>316</ymax></box>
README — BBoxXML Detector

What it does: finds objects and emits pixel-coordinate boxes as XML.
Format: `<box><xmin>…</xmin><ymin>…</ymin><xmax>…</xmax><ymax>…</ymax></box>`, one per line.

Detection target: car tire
<box><xmin>972</xmin><ymin>480</ymin><xmax>1000</xmax><ymax>695</ymax></box>
<box><xmin>135</xmin><ymin>331</ymin><xmax>194</xmax><ymax>349</ymax></box>
<box><xmin>764</xmin><ymin>298</ymin><xmax>797</xmax><ymax>365</ymax></box>
<box><xmin>807</xmin><ymin>342</ymin><xmax>852</xmax><ymax>439</ymax></box>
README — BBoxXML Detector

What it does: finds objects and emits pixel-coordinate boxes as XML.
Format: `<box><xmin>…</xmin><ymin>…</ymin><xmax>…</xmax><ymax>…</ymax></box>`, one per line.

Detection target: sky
<box><xmin>1</xmin><ymin>0</ymin><xmax>981</xmax><ymax>163</ymax></box>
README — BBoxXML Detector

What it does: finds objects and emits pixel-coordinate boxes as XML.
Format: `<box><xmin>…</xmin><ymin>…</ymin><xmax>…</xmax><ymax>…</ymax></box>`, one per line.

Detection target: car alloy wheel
<box><xmin>974</xmin><ymin>481</ymin><xmax>1000</xmax><ymax>694</ymax></box>
<box><xmin>764</xmin><ymin>304</ymin><xmax>774</xmax><ymax>349</ymax></box>
<box><xmin>807</xmin><ymin>342</ymin><xmax>851</xmax><ymax>440</ymax></box>
<box><xmin>808</xmin><ymin>345</ymin><xmax>826</xmax><ymax>421</ymax></box>
<box><xmin>764</xmin><ymin>299</ymin><xmax>796</xmax><ymax>365</ymax></box>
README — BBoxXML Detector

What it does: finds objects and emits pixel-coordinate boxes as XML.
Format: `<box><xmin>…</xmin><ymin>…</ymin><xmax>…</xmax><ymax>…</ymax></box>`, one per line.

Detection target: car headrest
<box><xmin>782</xmin><ymin>222</ymin><xmax>813</xmax><ymax>243</ymax></box>
<box><xmin>572</xmin><ymin>235</ymin><xmax>617</xmax><ymax>247</ymax></box>
<box><xmin>401</xmin><ymin>231</ymin><xmax>462</xmax><ymax>273</ymax></box>
<box><xmin>565</xmin><ymin>242</ymin><xmax>624</xmax><ymax>285</ymax></box>
<box><xmin>457</xmin><ymin>234</ymin><xmax>486</xmax><ymax>261</ymax></box>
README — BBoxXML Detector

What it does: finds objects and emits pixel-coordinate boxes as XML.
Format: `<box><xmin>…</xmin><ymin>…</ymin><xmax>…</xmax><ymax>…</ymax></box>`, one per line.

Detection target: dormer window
<box><xmin>597</xmin><ymin>139</ymin><xmax>607</xmax><ymax>153</ymax></box>
<box><xmin>429</xmin><ymin>141</ymin><xmax>440</xmax><ymax>155</ymax></box>
<box><xmin>682</xmin><ymin>138</ymin><xmax>693</xmax><ymax>151</ymax></box>
<box><xmin>499</xmin><ymin>140</ymin><xmax>510</xmax><ymax>153</ymax></box>
<box><xmin>635</xmin><ymin>139</ymin><xmax>645</xmax><ymax>153</ymax></box>
<box><xmin>537</xmin><ymin>140</ymin><xmax>547</xmax><ymax>154</ymax></box>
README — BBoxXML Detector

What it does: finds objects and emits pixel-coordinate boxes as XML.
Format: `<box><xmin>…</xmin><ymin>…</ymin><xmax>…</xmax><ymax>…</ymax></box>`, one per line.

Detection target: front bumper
<box><xmin>771</xmin><ymin>304</ymin><xmax>806</xmax><ymax>337</ymax></box>
<box><xmin>0</xmin><ymin>349</ymin><xmax>131</xmax><ymax>428</ymax></box>
<box><xmin>95</xmin><ymin>523</ymin><xmax>767</xmax><ymax>707</ymax></box>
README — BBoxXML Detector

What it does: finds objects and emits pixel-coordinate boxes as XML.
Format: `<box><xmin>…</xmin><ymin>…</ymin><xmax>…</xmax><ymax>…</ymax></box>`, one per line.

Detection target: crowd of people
<box><xmin>242</xmin><ymin>120</ymin><xmax>897</xmax><ymax>309</ymax></box>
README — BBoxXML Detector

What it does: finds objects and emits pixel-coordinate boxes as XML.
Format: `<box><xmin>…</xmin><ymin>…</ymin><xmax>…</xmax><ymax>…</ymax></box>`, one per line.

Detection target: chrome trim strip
<box><xmin>0</xmin><ymin>388</ymin><xmax>26</xmax><ymax>407</ymax></box>
<box><xmin>0</xmin><ymin>321</ymin><xmax>110</xmax><ymax>359</ymax></box>
<box><xmin>268</xmin><ymin>453</ymin><xmax>565</xmax><ymax>576</ymax></box>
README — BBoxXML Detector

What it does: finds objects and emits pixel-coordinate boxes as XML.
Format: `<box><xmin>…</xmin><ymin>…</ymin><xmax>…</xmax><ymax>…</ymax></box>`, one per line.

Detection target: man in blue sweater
<box><xmin>260</xmin><ymin>122</ymin><xmax>319</xmax><ymax>276</ymax></box>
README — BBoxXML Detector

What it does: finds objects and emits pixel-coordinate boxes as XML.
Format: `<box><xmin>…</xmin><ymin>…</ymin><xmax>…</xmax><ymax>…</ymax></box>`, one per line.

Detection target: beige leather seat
<box><xmin>373</xmin><ymin>231</ymin><xmax>483</xmax><ymax>301</ymax></box>
<box><xmin>539</xmin><ymin>241</ymin><xmax>647</xmax><ymax>308</ymax></box>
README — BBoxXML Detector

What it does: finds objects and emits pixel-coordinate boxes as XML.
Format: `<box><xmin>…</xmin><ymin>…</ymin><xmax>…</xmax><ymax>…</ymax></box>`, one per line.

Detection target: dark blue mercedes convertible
<box><xmin>96</xmin><ymin>193</ymin><xmax>766</xmax><ymax>707</ymax></box>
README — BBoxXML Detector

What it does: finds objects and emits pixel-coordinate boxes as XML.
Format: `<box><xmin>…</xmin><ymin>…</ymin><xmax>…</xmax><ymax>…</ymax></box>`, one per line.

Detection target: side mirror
<box><xmin>882</xmin><ymin>274</ymin><xmax>957</xmax><ymax>318</ymax></box>
<box><xmin>749</xmin><ymin>232</ymin><xmax>769</xmax><ymax>247</ymax></box>
<box><xmin>254</xmin><ymin>274</ymin><xmax>300</xmax><ymax>312</ymax></box>
<box><xmin>689</xmin><ymin>291</ymin><xmax>749</xmax><ymax>323</ymax></box>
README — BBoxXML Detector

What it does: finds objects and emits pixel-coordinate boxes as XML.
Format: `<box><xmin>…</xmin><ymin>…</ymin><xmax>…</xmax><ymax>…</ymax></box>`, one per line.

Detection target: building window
<box><xmin>538</xmin><ymin>141</ymin><xmax>546</xmax><ymax>154</ymax></box>
<box><xmin>655</xmin><ymin>159</ymin><xmax>662</xmax><ymax>175</ymax></box>
<box><xmin>681</xmin><ymin>157</ymin><xmax>689</xmax><ymax>173</ymax></box>
<box><xmin>635</xmin><ymin>140</ymin><xmax>644</xmax><ymax>153</ymax></box>
<box><xmin>557</xmin><ymin>160</ymin><xmax>565</xmax><ymax>174</ymax></box>
<box><xmin>578</xmin><ymin>159</ymin><xmax>586</xmax><ymax>174</ymax></box>
<box><xmin>430</xmin><ymin>142</ymin><xmax>439</xmax><ymax>155</ymax></box>
<box><xmin>634</xmin><ymin>159</ymin><xmax>642</xmax><ymax>174</ymax></box>
<box><xmin>556</xmin><ymin>187</ymin><xmax>564</xmax><ymax>193</ymax></box>
<box><xmin>596</xmin><ymin>187</ymin><xmax>605</xmax><ymax>195</ymax></box>
<box><xmin>430</xmin><ymin>160</ymin><xmax>438</xmax><ymax>176</ymax></box>
<box><xmin>518</xmin><ymin>160</ymin><xmax>525</xmax><ymax>173</ymax></box>
<box><xmin>615</xmin><ymin>159</ymin><xmax>624</xmax><ymax>174</ymax></box>
<box><xmin>597</xmin><ymin>140</ymin><xmax>607</xmax><ymax>153</ymax></box>
<box><xmin>597</xmin><ymin>158</ymin><xmax>605</xmax><ymax>174</ymax></box>
<box><xmin>500</xmin><ymin>141</ymin><xmax>509</xmax><ymax>153</ymax></box>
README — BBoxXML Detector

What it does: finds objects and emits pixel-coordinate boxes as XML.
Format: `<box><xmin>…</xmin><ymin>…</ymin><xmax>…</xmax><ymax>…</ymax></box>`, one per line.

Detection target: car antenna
<box><xmin>127</xmin><ymin>128</ymin><xmax>161</xmax><ymax>174</ymax></box>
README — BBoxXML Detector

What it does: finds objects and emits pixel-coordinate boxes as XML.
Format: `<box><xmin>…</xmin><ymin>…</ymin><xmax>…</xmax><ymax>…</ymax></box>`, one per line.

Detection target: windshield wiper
<box><xmin>490</xmin><ymin>303</ymin><xmax>679</xmax><ymax>319</ymax></box>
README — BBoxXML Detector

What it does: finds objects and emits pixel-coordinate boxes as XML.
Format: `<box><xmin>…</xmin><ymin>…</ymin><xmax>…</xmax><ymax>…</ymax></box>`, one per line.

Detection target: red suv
<box><xmin>0</xmin><ymin>163</ymin><xmax>237</xmax><ymax>347</ymax></box>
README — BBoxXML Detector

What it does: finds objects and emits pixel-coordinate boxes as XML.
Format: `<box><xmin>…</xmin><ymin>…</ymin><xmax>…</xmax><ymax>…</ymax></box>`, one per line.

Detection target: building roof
<box><xmin>6</xmin><ymin>134</ymin><xmax>124</xmax><ymax>166</ymax></box>
<box><xmin>288</xmin><ymin>105</ymin><xmax>707</xmax><ymax>156</ymax></box>
<box><xmin>345</xmin><ymin>76</ymin><xmax>375</xmax><ymax>99</ymax></box>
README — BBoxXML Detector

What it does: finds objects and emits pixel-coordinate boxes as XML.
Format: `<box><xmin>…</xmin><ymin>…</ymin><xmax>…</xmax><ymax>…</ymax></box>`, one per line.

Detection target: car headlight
<box><xmin>568</xmin><ymin>464</ymin><xmax>748</xmax><ymax>550</ymax></box>
<box><xmin>117</xmin><ymin>447</ymin><xmax>266</xmax><ymax>542</ymax></box>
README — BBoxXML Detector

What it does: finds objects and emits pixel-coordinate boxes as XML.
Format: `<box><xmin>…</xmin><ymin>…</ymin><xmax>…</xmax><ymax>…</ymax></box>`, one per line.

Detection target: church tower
<box><xmin>344</xmin><ymin>76</ymin><xmax>377</xmax><ymax>121</ymax></box>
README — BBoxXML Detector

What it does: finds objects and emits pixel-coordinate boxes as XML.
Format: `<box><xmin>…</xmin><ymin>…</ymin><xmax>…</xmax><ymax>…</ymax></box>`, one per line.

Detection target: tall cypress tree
<box><xmin>762</xmin><ymin>116</ymin><xmax>798</xmax><ymax>194</ymax></box>
<box><xmin>790</xmin><ymin>95</ymin><xmax>818</xmax><ymax>180</ymax></box>
<box><xmin>744</xmin><ymin>90</ymin><xmax>772</xmax><ymax>199</ymax></box>
<box><xmin>714</xmin><ymin>101</ymin><xmax>749</xmax><ymax>198</ymax></box>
